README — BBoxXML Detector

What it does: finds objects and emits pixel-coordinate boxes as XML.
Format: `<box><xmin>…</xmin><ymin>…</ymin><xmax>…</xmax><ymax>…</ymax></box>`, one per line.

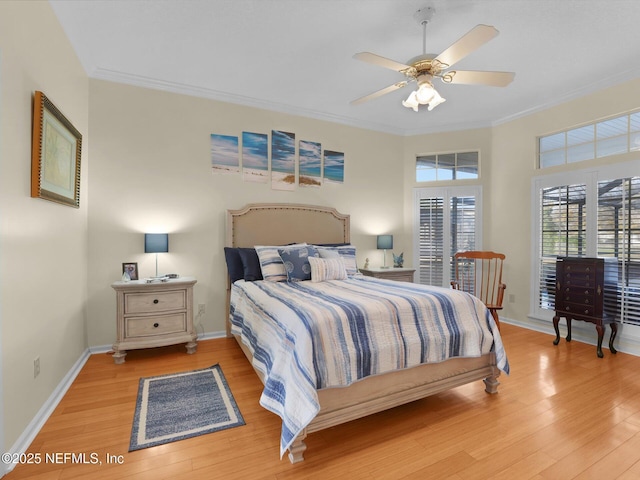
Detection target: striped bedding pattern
<box><xmin>229</xmin><ymin>276</ymin><xmax>509</xmax><ymax>458</ymax></box>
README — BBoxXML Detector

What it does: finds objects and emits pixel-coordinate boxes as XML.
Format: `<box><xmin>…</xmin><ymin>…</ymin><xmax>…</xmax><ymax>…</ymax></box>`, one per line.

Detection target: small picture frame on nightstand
<box><xmin>122</xmin><ymin>262</ymin><xmax>138</xmax><ymax>281</ymax></box>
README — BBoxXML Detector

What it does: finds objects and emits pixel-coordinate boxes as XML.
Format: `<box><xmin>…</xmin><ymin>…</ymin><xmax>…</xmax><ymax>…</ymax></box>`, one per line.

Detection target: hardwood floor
<box><xmin>6</xmin><ymin>323</ymin><xmax>640</xmax><ymax>479</ymax></box>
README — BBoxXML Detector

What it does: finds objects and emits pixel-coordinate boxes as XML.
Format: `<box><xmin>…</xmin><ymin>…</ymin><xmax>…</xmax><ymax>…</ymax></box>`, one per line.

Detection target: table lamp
<box><xmin>145</xmin><ymin>233</ymin><xmax>168</xmax><ymax>277</ymax></box>
<box><xmin>377</xmin><ymin>234</ymin><xmax>393</xmax><ymax>269</ymax></box>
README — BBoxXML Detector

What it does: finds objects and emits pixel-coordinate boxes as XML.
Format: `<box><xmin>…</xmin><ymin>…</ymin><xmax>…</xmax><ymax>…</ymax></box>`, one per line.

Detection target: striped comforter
<box><xmin>229</xmin><ymin>276</ymin><xmax>509</xmax><ymax>458</ymax></box>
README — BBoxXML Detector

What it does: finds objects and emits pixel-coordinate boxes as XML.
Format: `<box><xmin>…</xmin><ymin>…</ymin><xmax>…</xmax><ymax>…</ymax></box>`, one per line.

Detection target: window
<box><xmin>537</xmin><ymin>183</ymin><xmax>587</xmax><ymax>310</ymax></box>
<box><xmin>414</xmin><ymin>186</ymin><xmax>481</xmax><ymax>288</ymax></box>
<box><xmin>538</xmin><ymin>111</ymin><xmax>640</xmax><ymax>168</ymax></box>
<box><xmin>532</xmin><ymin>162</ymin><xmax>640</xmax><ymax>327</ymax></box>
<box><xmin>416</xmin><ymin>151</ymin><xmax>479</xmax><ymax>182</ymax></box>
<box><xmin>597</xmin><ymin>177</ymin><xmax>640</xmax><ymax>326</ymax></box>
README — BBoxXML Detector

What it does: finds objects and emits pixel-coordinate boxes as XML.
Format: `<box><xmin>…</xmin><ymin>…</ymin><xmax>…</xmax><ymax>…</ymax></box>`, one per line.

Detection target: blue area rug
<box><xmin>129</xmin><ymin>364</ymin><xmax>244</xmax><ymax>451</ymax></box>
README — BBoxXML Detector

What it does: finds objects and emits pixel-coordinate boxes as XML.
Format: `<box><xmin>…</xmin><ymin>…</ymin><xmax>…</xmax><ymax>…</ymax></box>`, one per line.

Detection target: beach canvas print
<box><xmin>211</xmin><ymin>134</ymin><xmax>239</xmax><ymax>174</ymax></box>
<box><xmin>299</xmin><ymin>140</ymin><xmax>322</xmax><ymax>187</ymax></box>
<box><xmin>271</xmin><ymin>130</ymin><xmax>296</xmax><ymax>191</ymax></box>
<box><xmin>242</xmin><ymin>132</ymin><xmax>269</xmax><ymax>183</ymax></box>
<box><xmin>323</xmin><ymin>150</ymin><xmax>344</xmax><ymax>184</ymax></box>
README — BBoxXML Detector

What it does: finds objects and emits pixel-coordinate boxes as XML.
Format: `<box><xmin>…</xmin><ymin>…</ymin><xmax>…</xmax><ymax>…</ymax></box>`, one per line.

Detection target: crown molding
<box><xmin>91</xmin><ymin>68</ymin><xmax>409</xmax><ymax>136</ymax></box>
<box><xmin>91</xmin><ymin>66</ymin><xmax>640</xmax><ymax>138</ymax></box>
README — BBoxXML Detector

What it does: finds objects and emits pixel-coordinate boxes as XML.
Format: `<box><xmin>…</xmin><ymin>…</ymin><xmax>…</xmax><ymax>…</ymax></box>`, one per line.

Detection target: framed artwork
<box><xmin>324</xmin><ymin>150</ymin><xmax>345</xmax><ymax>184</ymax></box>
<box><xmin>242</xmin><ymin>131</ymin><xmax>269</xmax><ymax>183</ymax></box>
<box><xmin>122</xmin><ymin>262</ymin><xmax>139</xmax><ymax>281</ymax></box>
<box><xmin>211</xmin><ymin>134</ymin><xmax>239</xmax><ymax>174</ymax></box>
<box><xmin>299</xmin><ymin>140</ymin><xmax>322</xmax><ymax>187</ymax></box>
<box><xmin>271</xmin><ymin>130</ymin><xmax>296</xmax><ymax>191</ymax></box>
<box><xmin>31</xmin><ymin>91</ymin><xmax>82</xmax><ymax>208</ymax></box>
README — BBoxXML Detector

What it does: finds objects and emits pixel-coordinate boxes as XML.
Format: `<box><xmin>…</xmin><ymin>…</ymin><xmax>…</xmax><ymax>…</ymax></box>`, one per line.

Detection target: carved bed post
<box><xmin>287</xmin><ymin>429</ymin><xmax>308</xmax><ymax>464</ymax></box>
<box><xmin>483</xmin><ymin>370</ymin><xmax>501</xmax><ymax>394</ymax></box>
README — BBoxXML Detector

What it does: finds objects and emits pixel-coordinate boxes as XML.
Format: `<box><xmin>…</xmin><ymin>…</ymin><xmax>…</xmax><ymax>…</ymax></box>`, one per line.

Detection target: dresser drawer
<box><xmin>562</xmin><ymin>303</ymin><xmax>595</xmax><ymax>317</ymax></box>
<box><xmin>124</xmin><ymin>290</ymin><xmax>186</xmax><ymax>314</ymax></box>
<box><xmin>125</xmin><ymin>313</ymin><xmax>187</xmax><ymax>338</ymax></box>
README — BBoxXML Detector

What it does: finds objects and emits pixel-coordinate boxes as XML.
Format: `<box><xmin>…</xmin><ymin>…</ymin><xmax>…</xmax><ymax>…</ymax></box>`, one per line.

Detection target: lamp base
<box><xmin>381</xmin><ymin>249</ymin><xmax>390</xmax><ymax>268</ymax></box>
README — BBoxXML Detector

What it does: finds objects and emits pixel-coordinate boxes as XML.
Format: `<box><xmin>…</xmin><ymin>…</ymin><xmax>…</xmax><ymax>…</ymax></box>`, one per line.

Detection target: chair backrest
<box><xmin>452</xmin><ymin>251</ymin><xmax>506</xmax><ymax>309</ymax></box>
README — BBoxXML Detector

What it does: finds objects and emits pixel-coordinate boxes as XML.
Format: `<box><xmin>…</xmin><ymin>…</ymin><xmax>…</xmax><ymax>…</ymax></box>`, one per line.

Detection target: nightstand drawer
<box><xmin>125</xmin><ymin>313</ymin><xmax>187</xmax><ymax>338</ymax></box>
<box><xmin>124</xmin><ymin>290</ymin><xmax>186</xmax><ymax>314</ymax></box>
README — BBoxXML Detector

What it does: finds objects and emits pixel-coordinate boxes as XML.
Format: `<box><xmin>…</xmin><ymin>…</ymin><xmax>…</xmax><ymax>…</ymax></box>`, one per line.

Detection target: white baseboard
<box><xmin>1</xmin><ymin>349</ymin><xmax>91</xmax><ymax>477</ymax></box>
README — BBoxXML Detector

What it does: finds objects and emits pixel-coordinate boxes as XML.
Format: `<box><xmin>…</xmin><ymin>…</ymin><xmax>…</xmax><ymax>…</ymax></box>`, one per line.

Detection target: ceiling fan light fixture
<box><xmin>427</xmin><ymin>89</ymin><xmax>446</xmax><ymax>111</ymax></box>
<box><xmin>402</xmin><ymin>81</ymin><xmax>445</xmax><ymax>112</ymax></box>
<box><xmin>401</xmin><ymin>90</ymin><xmax>419</xmax><ymax>111</ymax></box>
<box><xmin>415</xmin><ymin>82</ymin><xmax>435</xmax><ymax>103</ymax></box>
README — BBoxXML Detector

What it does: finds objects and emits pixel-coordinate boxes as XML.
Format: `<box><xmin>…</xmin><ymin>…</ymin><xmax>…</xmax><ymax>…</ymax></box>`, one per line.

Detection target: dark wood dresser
<box><xmin>553</xmin><ymin>257</ymin><xmax>618</xmax><ymax>357</ymax></box>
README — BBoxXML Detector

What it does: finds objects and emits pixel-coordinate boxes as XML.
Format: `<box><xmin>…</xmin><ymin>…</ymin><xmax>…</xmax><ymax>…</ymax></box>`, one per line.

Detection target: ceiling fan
<box><xmin>351</xmin><ymin>5</ymin><xmax>515</xmax><ymax>112</ymax></box>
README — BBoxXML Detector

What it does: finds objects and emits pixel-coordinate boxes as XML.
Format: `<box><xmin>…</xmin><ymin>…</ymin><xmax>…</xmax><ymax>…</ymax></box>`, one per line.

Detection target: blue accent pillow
<box><xmin>224</xmin><ymin>247</ymin><xmax>244</xmax><ymax>283</ymax></box>
<box><xmin>278</xmin><ymin>245</ymin><xmax>320</xmax><ymax>282</ymax></box>
<box><xmin>238</xmin><ymin>248</ymin><xmax>263</xmax><ymax>281</ymax></box>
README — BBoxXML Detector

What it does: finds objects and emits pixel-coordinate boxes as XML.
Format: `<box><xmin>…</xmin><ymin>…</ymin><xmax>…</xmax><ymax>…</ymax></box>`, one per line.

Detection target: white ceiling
<box><xmin>49</xmin><ymin>0</ymin><xmax>640</xmax><ymax>136</ymax></box>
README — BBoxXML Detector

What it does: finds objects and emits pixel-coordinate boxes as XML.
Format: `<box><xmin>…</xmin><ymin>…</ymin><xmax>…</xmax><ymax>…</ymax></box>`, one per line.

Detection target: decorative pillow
<box><xmin>278</xmin><ymin>245</ymin><xmax>319</xmax><ymax>282</ymax></box>
<box><xmin>223</xmin><ymin>247</ymin><xmax>244</xmax><ymax>283</ymax></box>
<box><xmin>255</xmin><ymin>243</ymin><xmax>307</xmax><ymax>282</ymax></box>
<box><xmin>309</xmin><ymin>256</ymin><xmax>347</xmax><ymax>282</ymax></box>
<box><xmin>237</xmin><ymin>248</ymin><xmax>263</xmax><ymax>281</ymax></box>
<box><xmin>316</xmin><ymin>245</ymin><xmax>358</xmax><ymax>277</ymax></box>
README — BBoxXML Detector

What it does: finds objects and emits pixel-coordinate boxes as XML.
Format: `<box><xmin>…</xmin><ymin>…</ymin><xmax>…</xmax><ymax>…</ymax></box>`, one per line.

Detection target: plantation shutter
<box><xmin>597</xmin><ymin>177</ymin><xmax>640</xmax><ymax>325</ymax></box>
<box><xmin>417</xmin><ymin>189</ymin><xmax>479</xmax><ymax>288</ymax></box>
<box><xmin>418</xmin><ymin>196</ymin><xmax>445</xmax><ymax>286</ymax></box>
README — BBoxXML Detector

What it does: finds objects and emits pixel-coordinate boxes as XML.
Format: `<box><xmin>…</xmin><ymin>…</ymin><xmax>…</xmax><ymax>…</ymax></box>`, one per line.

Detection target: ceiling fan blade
<box><xmin>353</xmin><ymin>52</ymin><xmax>413</xmax><ymax>73</ymax></box>
<box><xmin>434</xmin><ymin>24</ymin><xmax>499</xmax><ymax>69</ymax></box>
<box><xmin>350</xmin><ymin>81</ymin><xmax>408</xmax><ymax>105</ymax></box>
<box><xmin>445</xmin><ymin>70</ymin><xmax>515</xmax><ymax>87</ymax></box>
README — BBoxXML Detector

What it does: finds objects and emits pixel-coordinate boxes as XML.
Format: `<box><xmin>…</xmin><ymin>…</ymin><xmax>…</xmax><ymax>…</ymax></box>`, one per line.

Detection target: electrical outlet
<box><xmin>34</xmin><ymin>357</ymin><xmax>40</xmax><ymax>378</ymax></box>
<box><xmin>198</xmin><ymin>304</ymin><xmax>206</xmax><ymax>316</ymax></box>
<box><xmin>508</xmin><ymin>294</ymin><xmax>516</xmax><ymax>304</ymax></box>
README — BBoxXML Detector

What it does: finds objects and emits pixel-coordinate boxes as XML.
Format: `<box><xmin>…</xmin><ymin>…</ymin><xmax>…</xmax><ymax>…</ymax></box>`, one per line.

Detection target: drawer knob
<box><xmin>153</xmin><ymin>323</ymin><xmax>159</xmax><ymax>328</ymax></box>
<box><xmin>153</xmin><ymin>299</ymin><xmax>159</xmax><ymax>304</ymax></box>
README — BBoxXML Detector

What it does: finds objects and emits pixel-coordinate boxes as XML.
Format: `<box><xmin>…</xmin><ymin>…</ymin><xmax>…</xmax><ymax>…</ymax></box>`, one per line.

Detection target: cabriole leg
<box><xmin>596</xmin><ymin>324</ymin><xmax>605</xmax><ymax>358</ymax></box>
<box><xmin>609</xmin><ymin>323</ymin><xmax>618</xmax><ymax>354</ymax></box>
<box><xmin>553</xmin><ymin>315</ymin><xmax>561</xmax><ymax>345</ymax></box>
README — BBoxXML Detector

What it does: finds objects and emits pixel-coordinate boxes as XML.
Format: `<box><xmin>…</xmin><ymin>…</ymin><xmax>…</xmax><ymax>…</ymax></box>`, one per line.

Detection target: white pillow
<box><xmin>309</xmin><ymin>257</ymin><xmax>347</xmax><ymax>282</ymax></box>
<box><xmin>316</xmin><ymin>245</ymin><xmax>358</xmax><ymax>277</ymax></box>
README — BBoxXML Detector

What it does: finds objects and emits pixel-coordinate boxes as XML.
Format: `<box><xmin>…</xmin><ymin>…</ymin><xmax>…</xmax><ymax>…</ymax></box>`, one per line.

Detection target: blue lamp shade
<box><xmin>144</xmin><ymin>233</ymin><xmax>169</xmax><ymax>253</ymax></box>
<box><xmin>377</xmin><ymin>235</ymin><xmax>393</xmax><ymax>250</ymax></box>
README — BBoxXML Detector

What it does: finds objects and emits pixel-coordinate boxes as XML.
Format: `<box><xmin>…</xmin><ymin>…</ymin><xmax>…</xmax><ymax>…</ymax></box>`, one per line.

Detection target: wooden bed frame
<box><xmin>226</xmin><ymin>203</ymin><xmax>500</xmax><ymax>463</ymax></box>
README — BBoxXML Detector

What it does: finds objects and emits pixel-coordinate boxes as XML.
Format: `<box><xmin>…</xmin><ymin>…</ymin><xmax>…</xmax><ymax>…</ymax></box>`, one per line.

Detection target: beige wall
<box><xmin>86</xmin><ymin>80</ymin><xmax>405</xmax><ymax>346</ymax></box>
<box><xmin>0</xmin><ymin>1</ymin><xmax>89</xmax><ymax>449</ymax></box>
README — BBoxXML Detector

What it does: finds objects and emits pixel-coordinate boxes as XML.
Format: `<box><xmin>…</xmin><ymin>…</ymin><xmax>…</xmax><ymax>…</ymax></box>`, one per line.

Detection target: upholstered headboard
<box><xmin>226</xmin><ymin>203</ymin><xmax>350</xmax><ymax>247</ymax></box>
<box><xmin>224</xmin><ymin>203</ymin><xmax>350</xmax><ymax>336</ymax></box>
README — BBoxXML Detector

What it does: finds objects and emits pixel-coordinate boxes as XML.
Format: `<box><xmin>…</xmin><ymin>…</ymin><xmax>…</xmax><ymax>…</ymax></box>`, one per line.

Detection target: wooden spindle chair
<box><xmin>451</xmin><ymin>251</ymin><xmax>506</xmax><ymax>330</ymax></box>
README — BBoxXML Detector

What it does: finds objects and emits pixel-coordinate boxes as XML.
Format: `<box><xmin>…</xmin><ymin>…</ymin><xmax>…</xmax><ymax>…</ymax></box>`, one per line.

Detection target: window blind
<box><xmin>418</xmin><ymin>194</ymin><xmax>477</xmax><ymax>288</ymax></box>
<box><xmin>538</xmin><ymin>183</ymin><xmax>587</xmax><ymax>309</ymax></box>
<box><xmin>597</xmin><ymin>177</ymin><xmax>640</xmax><ymax>325</ymax></box>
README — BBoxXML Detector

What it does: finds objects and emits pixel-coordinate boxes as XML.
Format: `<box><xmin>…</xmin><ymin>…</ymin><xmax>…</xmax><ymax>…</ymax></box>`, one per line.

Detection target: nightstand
<box><xmin>359</xmin><ymin>267</ymin><xmax>416</xmax><ymax>283</ymax></box>
<box><xmin>111</xmin><ymin>277</ymin><xmax>197</xmax><ymax>364</ymax></box>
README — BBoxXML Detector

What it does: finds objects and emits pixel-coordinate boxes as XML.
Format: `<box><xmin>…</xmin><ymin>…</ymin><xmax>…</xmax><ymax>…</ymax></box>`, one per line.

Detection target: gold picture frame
<box><xmin>31</xmin><ymin>91</ymin><xmax>82</xmax><ymax>208</ymax></box>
